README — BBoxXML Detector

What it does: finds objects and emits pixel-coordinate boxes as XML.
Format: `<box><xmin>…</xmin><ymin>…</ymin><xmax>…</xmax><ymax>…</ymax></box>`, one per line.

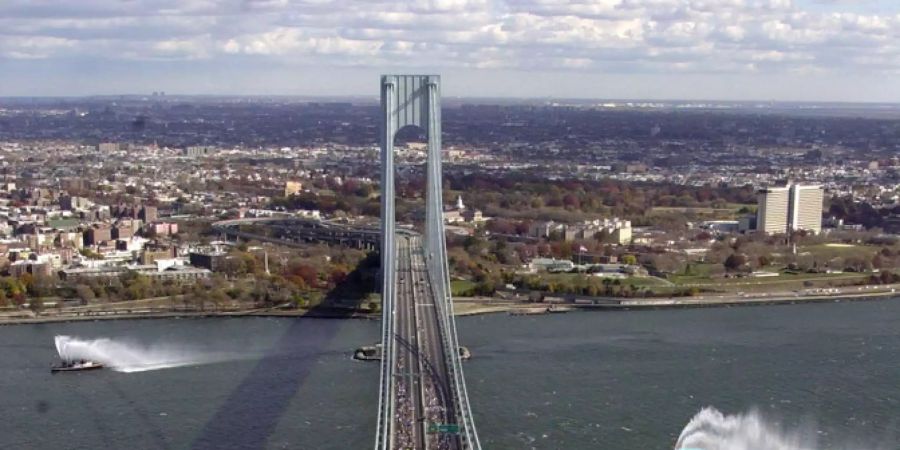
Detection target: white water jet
<box><xmin>675</xmin><ymin>407</ymin><xmax>815</xmax><ymax>450</ymax></box>
<box><xmin>54</xmin><ymin>335</ymin><xmax>240</xmax><ymax>373</ymax></box>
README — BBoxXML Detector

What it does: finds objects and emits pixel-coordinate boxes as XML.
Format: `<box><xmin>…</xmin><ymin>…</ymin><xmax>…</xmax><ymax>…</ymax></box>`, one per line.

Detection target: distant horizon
<box><xmin>2</xmin><ymin>1</ymin><xmax>898</xmax><ymax>104</ymax></box>
<box><xmin>3</xmin><ymin>92</ymin><xmax>900</xmax><ymax>107</ymax></box>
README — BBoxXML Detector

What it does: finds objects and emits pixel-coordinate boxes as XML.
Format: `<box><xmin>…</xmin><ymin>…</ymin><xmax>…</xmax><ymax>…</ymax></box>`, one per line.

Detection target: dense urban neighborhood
<box><xmin>0</xmin><ymin>97</ymin><xmax>899</xmax><ymax>320</ymax></box>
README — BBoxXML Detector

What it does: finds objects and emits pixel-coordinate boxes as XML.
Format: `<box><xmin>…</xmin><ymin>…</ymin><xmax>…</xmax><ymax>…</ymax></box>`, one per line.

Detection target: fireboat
<box><xmin>51</xmin><ymin>360</ymin><xmax>104</xmax><ymax>373</ymax></box>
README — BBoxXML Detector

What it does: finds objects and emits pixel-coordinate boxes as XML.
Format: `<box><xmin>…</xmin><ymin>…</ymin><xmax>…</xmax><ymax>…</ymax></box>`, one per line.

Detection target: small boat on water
<box><xmin>51</xmin><ymin>360</ymin><xmax>104</xmax><ymax>373</ymax></box>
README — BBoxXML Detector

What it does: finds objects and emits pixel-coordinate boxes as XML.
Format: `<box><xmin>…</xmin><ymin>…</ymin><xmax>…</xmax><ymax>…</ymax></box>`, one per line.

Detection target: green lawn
<box><xmin>450</xmin><ymin>280</ymin><xmax>477</xmax><ymax>297</ymax></box>
<box><xmin>625</xmin><ymin>276</ymin><xmax>672</xmax><ymax>287</ymax></box>
<box><xmin>522</xmin><ymin>272</ymin><xmax>674</xmax><ymax>294</ymax></box>
<box><xmin>667</xmin><ymin>263</ymin><xmax>719</xmax><ymax>285</ymax></box>
<box><xmin>799</xmin><ymin>244</ymin><xmax>878</xmax><ymax>260</ymax></box>
<box><xmin>673</xmin><ymin>271</ymin><xmax>871</xmax><ymax>293</ymax></box>
<box><xmin>648</xmin><ymin>203</ymin><xmax>755</xmax><ymax>220</ymax></box>
<box><xmin>667</xmin><ymin>262</ymin><xmax>873</xmax><ymax>292</ymax></box>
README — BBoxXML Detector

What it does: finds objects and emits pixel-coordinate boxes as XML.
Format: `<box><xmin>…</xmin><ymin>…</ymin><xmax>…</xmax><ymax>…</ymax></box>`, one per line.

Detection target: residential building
<box><xmin>790</xmin><ymin>184</ymin><xmax>824</xmax><ymax>233</ymax></box>
<box><xmin>189</xmin><ymin>250</ymin><xmax>228</xmax><ymax>271</ymax></box>
<box><xmin>461</xmin><ymin>209</ymin><xmax>485</xmax><ymax>223</ymax></box>
<box><xmin>112</xmin><ymin>222</ymin><xmax>134</xmax><ymax>239</ymax></box>
<box><xmin>757</xmin><ymin>187</ymin><xmax>791</xmax><ymax>234</ymax></box>
<box><xmin>9</xmin><ymin>260</ymin><xmax>52</xmax><ymax>277</ymax></box>
<box><xmin>757</xmin><ymin>184</ymin><xmax>823</xmax><ymax>234</ymax></box>
<box><xmin>140</xmin><ymin>206</ymin><xmax>158</xmax><ymax>223</ymax></box>
<box><xmin>60</xmin><ymin>195</ymin><xmax>91</xmax><ymax>211</ymax></box>
<box><xmin>184</xmin><ymin>146</ymin><xmax>214</xmax><ymax>157</ymax></box>
<box><xmin>284</xmin><ymin>181</ymin><xmax>303</xmax><ymax>197</ymax></box>
<box><xmin>147</xmin><ymin>222</ymin><xmax>178</xmax><ymax>236</ymax></box>
<box><xmin>84</xmin><ymin>225</ymin><xmax>112</xmax><ymax>246</ymax></box>
<box><xmin>98</xmin><ymin>142</ymin><xmax>120</xmax><ymax>152</ymax></box>
<box><xmin>140</xmin><ymin>248</ymin><xmax>176</xmax><ymax>265</ymax></box>
<box><xmin>529</xmin><ymin>218</ymin><xmax>631</xmax><ymax>245</ymax></box>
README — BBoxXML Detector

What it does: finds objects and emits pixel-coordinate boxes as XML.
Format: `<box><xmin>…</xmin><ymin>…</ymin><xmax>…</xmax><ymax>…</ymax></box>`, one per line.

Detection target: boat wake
<box><xmin>675</xmin><ymin>407</ymin><xmax>814</xmax><ymax>450</ymax></box>
<box><xmin>54</xmin><ymin>335</ymin><xmax>242</xmax><ymax>373</ymax></box>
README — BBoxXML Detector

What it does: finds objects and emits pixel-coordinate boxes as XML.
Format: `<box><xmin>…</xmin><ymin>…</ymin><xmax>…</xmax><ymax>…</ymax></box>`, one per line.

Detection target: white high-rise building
<box><xmin>757</xmin><ymin>187</ymin><xmax>790</xmax><ymax>234</ymax></box>
<box><xmin>790</xmin><ymin>185</ymin><xmax>824</xmax><ymax>233</ymax></box>
<box><xmin>757</xmin><ymin>184</ymin><xmax>823</xmax><ymax>234</ymax></box>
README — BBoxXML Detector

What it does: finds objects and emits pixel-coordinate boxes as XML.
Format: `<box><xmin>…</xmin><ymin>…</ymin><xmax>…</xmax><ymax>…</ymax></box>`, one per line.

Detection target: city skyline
<box><xmin>1</xmin><ymin>0</ymin><xmax>899</xmax><ymax>102</ymax></box>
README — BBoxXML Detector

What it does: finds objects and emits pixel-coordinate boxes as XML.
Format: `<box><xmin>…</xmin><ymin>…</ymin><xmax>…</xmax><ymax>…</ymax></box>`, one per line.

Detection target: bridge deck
<box><xmin>392</xmin><ymin>236</ymin><xmax>460</xmax><ymax>449</ymax></box>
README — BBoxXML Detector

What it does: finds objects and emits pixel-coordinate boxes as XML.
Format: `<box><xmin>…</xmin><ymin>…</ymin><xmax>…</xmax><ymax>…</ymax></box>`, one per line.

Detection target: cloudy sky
<box><xmin>1</xmin><ymin>0</ymin><xmax>898</xmax><ymax>101</ymax></box>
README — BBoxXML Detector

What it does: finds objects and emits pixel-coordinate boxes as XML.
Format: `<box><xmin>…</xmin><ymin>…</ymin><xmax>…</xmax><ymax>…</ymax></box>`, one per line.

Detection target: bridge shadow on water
<box><xmin>193</xmin><ymin>252</ymin><xmax>380</xmax><ymax>449</ymax></box>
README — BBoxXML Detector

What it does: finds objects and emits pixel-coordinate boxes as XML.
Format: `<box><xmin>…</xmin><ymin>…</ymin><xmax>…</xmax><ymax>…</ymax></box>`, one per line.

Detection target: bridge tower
<box><xmin>376</xmin><ymin>75</ymin><xmax>481</xmax><ymax>449</ymax></box>
<box><xmin>379</xmin><ymin>75</ymin><xmax>449</xmax><ymax>325</ymax></box>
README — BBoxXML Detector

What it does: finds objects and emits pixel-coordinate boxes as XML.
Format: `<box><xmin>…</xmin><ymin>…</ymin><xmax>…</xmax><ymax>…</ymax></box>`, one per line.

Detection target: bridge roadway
<box><xmin>392</xmin><ymin>235</ymin><xmax>460</xmax><ymax>449</ymax></box>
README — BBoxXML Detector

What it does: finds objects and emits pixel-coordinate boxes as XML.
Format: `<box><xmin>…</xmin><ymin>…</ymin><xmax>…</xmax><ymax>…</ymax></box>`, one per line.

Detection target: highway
<box><xmin>393</xmin><ymin>235</ymin><xmax>460</xmax><ymax>450</ymax></box>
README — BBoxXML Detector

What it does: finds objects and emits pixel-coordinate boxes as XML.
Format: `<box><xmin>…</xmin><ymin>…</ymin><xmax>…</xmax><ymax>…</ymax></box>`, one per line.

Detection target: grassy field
<box><xmin>522</xmin><ymin>272</ymin><xmax>674</xmax><ymax>294</ymax></box>
<box><xmin>648</xmin><ymin>203</ymin><xmax>755</xmax><ymax>218</ymax></box>
<box><xmin>798</xmin><ymin>243</ymin><xmax>878</xmax><ymax>260</ymax></box>
<box><xmin>451</xmin><ymin>280</ymin><xmax>477</xmax><ymax>296</ymax></box>
<box><xmin>667</xmin><ymin>263</ymin><xmax>719</xmax><ymax>285</ymax></box>
<box><xmin>669</xmin><ymin>268</ymin><xmax>871</xmax><ymax>293</ymax></box>
<box><xmin>508</xmin><ymin>260</ymin><xmax>877</xmax><ymax>298</ymax></box>
<box><xmin>664</xmin><ymin>261</ymin><xmax>874</xmax><ymax>291</ymax></box>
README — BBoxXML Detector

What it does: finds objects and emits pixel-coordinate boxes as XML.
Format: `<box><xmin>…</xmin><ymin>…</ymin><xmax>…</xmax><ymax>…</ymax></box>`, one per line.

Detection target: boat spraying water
<box><xmin>54</xmin><ymin>335</ymin><xmax>240</xmax><ymax>373</ymax></box>
<box><xmin>675</xmin><ymin>407</ymin><xmax>816</xmax><ymax>450</ymax></box>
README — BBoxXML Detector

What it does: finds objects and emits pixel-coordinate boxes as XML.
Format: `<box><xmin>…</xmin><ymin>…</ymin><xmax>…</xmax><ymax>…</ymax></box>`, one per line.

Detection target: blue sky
<box><xmin>1</xmin><ymin>0</ymin><xmax>898</xmax><ymax>102</ymax></box>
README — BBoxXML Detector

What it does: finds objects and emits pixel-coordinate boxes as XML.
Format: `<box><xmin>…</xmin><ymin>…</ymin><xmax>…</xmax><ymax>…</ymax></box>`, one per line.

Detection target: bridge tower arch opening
<box><xmin>391</xmin><ymin>123</ymin><xmax>429</xmax><ymax>219</ymax></box>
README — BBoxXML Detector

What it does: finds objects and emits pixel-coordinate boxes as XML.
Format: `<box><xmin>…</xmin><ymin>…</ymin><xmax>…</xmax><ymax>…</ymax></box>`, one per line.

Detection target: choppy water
<box><xmin>1</xmin><ymin>298</ymin><xmax>899</xmax><ymax>449</ymax></box>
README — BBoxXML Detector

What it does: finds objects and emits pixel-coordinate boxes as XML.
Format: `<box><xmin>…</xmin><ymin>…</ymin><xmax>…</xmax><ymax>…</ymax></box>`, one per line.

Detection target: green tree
<box><xmin>724</xmin><ymin>254</ymin><xmax>748</xmax><ymax>271</ymax></box>
<box><xmin>28</xmin><ymin>297</ymin><xmax>44</xmax><ymax>314</ymax></box>
<box><xmin>27</xmin><ymin>275</ymin><xmax>55</xmax><ymax>298</ymax></box>
<box><xmin>75</xmin><ymin>284</ymin><xmax>95</xmax><ymax>306</ymax></box>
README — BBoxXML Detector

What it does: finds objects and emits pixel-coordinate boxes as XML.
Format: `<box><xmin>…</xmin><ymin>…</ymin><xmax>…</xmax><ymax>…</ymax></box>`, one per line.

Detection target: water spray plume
<box><xmin>54</xmin><ymin>335</ymin><xmax>239</xmax><ymax>373</ymax></box>
<box><xmin>675</xmin><ymin>407</ymin><xmax>815</xmax><ymax>450</ymax></box>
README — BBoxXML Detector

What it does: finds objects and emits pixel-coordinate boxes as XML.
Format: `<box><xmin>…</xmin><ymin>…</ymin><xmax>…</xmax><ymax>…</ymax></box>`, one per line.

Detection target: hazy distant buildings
<box><xmin>98</xmin><ymin>142</ymin><xmax>120</xmax><ymax>152</ymax></box>
<box><xmin>60</xmin><ymin>195</ymin><xmax>91</xmax><ymax>211</ymax></box>
<box><xmin>184</xmin><ymin>146</ymin><xmax>214</xmax><ymax>157</ymax></box>
<box><xmin>757</xmin><ymin>184</ymin><xmax>823</xmax><ymax>234</ymax></box>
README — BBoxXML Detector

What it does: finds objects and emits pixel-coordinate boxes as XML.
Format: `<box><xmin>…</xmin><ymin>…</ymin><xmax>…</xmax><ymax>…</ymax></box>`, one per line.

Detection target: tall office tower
<box><xmin>757</xmin><ymin>184</ymin><xmax>824</xmax><ymax>234</ymax></box>
<box><xmin>757</xmin><ymin>187</ymin><xmax>791</xmax><ymax>234</ymax></box>
<box><xmin>790</xmin><ymin>184</ymin><xmax>824</xmax><ymax>233</ymax></box>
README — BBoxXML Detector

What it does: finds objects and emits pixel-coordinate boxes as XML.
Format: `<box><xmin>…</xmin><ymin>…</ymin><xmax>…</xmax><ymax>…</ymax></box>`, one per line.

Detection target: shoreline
<box><xmin>1</xmin><ymin>288</ymin><xmax>898</xmax><ymax>326</ymax></box>
<box><xmin>592</xmin><ymin>289</ymin><xmax>899</xmax><ymax>310</ymax></box>
<box><xmin>0</xmin><ymin>307</ymin><xmax>376</xmax><ymax>326</ymax></box>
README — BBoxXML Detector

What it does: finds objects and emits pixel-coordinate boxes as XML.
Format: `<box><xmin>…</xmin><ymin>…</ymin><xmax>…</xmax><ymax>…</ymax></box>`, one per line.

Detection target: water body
<box><xmin>0</xmin><ymin>299</ymin><xmax>898</xmax><ymax>449</ymax></box>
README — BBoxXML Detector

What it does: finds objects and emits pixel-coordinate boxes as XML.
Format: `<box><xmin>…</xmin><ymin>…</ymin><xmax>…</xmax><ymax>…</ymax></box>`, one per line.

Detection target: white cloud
<box><xmin>0</xmin><ymin>0</ymin><xmax>897</xmax><ymax>98</ymax></box>
<box><xmin>0</xmin><ymin>35</ymin><xmax>76</xmax><ymax>59</ymax></box>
